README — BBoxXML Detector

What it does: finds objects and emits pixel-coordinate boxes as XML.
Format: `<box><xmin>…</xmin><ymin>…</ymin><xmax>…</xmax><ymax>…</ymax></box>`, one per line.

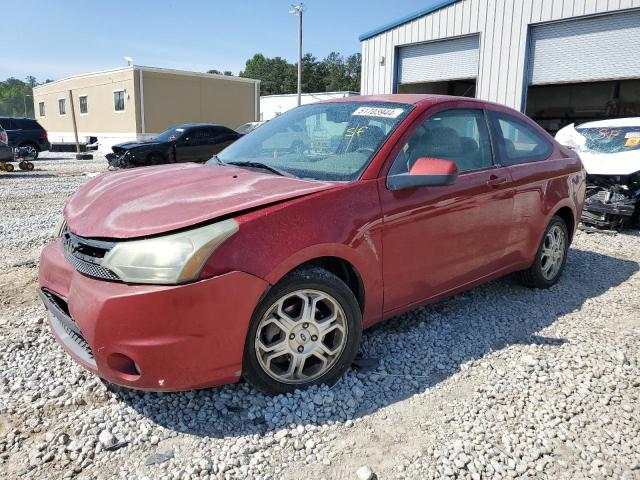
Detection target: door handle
<box><xmin>486</xmin><ymin>175</ymin><xmax>507</xmax><ymax>187</ymax></box>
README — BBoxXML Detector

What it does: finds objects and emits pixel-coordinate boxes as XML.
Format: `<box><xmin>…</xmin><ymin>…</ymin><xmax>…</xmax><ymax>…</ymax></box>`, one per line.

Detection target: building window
<box><xmin>79</xmin><ymin>96</ymin><xmax>88</xmax><ymax>114</ymax></box>
<box><xmin>58</xmin><ymin>98</ymin><xmax>66</xmax><ymax>115</ymax></box>
<box><xmin>39</xmin><ymin>102</ymin><xmax>45</xmax><ymax>117</ymax></box>
<box><xmin>114</xmin><ymin>91</ymin><xmax>125</xmax><ymax>112</ymax></box>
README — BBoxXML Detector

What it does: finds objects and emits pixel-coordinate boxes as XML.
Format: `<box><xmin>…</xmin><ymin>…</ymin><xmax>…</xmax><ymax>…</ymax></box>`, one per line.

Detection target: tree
<box><xmin>207</xmin><ymin>69</ymin><xmax>222</xmax><ymax>75</ymax></box>
<box><xmin>0</xmin><ymin>77</ymin><xmax>41</xmax><ymax>117</ymax></box>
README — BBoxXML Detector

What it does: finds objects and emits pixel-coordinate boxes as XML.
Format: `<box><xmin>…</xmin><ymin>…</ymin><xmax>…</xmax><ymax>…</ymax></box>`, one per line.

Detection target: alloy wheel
<box><xmin>540</xmin><ymin>224</ymin><xmax>566</xmax><ymax>281</ymax></box>
<box><xmin>254</xmin><ymin>289</ymin><xmax>348</xmax><ymax>384</ymax></box>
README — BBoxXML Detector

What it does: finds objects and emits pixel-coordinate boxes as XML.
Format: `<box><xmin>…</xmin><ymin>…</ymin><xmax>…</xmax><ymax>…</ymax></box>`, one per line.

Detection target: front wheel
<box><xmin>243</xmin><ymin>267</ymin><xmax>362</xmax><ymax>394</ymax></box>
<box><xmin>518</xmin><ymin>215</ymin><xmax>569</xmax><ymax>289</ymax></box>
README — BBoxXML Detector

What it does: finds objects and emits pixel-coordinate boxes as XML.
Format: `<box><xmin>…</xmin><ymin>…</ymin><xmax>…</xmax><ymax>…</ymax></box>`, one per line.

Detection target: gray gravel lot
<box><xmin>0</xmin><ymin>154</ymin><xmax>639</xmax><ymax>479</ymax></box>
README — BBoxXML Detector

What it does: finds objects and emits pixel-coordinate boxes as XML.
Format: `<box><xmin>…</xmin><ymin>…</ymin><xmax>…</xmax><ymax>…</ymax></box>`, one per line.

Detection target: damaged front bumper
<box><xmin>105</xmin><ymin>150</ymin><xmax>134</xmax><ymax>169</ymax></box>
<box><xmin>581</xmin><ymin>173</ymin><xmax>640</xmax><ymax>230</ymax></box>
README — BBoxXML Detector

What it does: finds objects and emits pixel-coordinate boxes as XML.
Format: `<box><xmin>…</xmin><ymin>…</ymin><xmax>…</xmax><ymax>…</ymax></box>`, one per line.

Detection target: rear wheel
<box><xmin>518</xmin><ymin>215</ymin><xmax>569</xmax><ymax>288</ymax></box>
<box><xmin>243</xmin><ymin>267</ymin><xmax>362</xmax><ymax>394</ymax></box>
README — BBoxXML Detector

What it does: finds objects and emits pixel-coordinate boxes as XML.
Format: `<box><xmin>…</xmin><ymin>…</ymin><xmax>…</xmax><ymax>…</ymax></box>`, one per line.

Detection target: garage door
<box><xmin>397</xmin><ymin>35</ymin><xmax>480</xmax><ymax>85</ymax></box>
<box><xmin>529</xmin><ymin>10</ymin><xmax>640</xmax><ymax>85</ymax></box>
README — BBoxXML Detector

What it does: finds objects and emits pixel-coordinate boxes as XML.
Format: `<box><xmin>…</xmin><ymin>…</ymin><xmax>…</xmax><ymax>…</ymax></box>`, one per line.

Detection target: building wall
<box><xmin>361</xmin><ymin>0</ymin><xmax>640</xmax><ymax>110</ymax></box>
<box><xmin>32</xmin><ymin>68</ymin><xmax>138</xmax><ymax>140</ymax></box>
<box><xmin>141</xmin><ymin>70</ymin><xmax>259</xmax><ymax>133</ymax></box>
<box><xmin>260</xmin><ymin>92</ymin><xmax>360</xmax><ymax>121</ymax></box>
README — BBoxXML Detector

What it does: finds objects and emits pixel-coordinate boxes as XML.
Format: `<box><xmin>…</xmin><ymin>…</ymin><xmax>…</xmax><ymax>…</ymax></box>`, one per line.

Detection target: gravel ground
<box><xmin>1</xmin><ymin>154</ymin><xmax>639</xmax><ymax>480</ymax></box>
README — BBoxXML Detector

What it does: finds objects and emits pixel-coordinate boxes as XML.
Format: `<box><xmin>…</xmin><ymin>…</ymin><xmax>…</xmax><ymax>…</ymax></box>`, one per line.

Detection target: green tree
<box><xmin>0</xmin><ymin>77</ymin><xmax>40</xmax><ymax>117</ymax></box>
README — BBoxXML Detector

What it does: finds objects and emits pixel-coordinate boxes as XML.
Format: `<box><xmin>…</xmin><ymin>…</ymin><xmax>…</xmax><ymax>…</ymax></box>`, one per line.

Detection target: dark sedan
<box><xmin>107</xmin><ymin>124</ymin><xmax>241</xmax><ymax>168</ymax></box>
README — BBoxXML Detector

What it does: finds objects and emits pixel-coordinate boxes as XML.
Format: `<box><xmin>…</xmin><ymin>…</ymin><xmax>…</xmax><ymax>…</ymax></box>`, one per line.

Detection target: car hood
<box><xmin>113</xmin><ymin>141</ymin><xmax>163</xmax><ymax>151</ymax></box>
<box><xmin>64</xmin><ymin>163</ymin><xmax>336</xmax><ymax>238</ymax></box>
<box><xmin>556</xmin><ymin>123</ymin><xmax>640</xmax><ymax>176</ymax></box>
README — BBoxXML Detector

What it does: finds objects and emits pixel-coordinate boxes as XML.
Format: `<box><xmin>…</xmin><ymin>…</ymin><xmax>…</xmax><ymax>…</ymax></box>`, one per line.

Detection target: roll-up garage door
<box><xmin>529</xmin><ymin>10</ymin><xmax>640</xmax><ymax>85</ymax></box>
<box><xmin>398</xmin><ymin>35</ymin><xmax>480</xmax><ymax>84</ymax></box>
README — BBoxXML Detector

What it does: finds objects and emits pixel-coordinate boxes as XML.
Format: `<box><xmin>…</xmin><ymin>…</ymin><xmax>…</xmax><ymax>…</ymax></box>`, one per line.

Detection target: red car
<box><xmin>39</xmin><ymin>95</ymin><xmax>585</xmax><ymax>394</ymax></box>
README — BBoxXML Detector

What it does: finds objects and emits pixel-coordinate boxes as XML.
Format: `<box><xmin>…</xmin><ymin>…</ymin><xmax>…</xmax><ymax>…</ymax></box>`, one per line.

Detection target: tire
<box><xmin>518</xmin><ymin>215</ymin><xmax>569</xmax><ymax>289</ymax></box>
<box><xmin>4</xmin><ymin>163</ymin><xmax>14</xmax><ymax>172</ymax></box>
<box><xmin>25</xmin><ymin>162</ymin><xmax>34</xmax><ymax>171</ymax></box>
<box><xmin>243</xmin><ymin>267</ymin><xmax>362</xmax><ymax>394</ymax></box>
<box><xmin>19</xmin><ymin>143</ymin><xmax>38</xmax><ymax>159</ymax></box>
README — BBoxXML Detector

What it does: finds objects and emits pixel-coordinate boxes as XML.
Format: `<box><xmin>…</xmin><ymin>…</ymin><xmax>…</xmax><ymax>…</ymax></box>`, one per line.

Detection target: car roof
<box><xmin>318</xmin><ymin>94</ymin><xmax>492</xmax><ymax>107</ymax></box>
<box><xmin>174</xmin><ymin>123</ymin><xmax>225</xmax><ymax>128</ymax></box>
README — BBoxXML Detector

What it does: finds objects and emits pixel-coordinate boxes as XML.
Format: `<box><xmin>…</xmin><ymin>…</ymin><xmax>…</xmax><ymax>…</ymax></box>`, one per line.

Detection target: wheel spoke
<box><xmin>275</xmin><ymin>302</ymin><xmax>299</xmax><ymax>331</ymax></box>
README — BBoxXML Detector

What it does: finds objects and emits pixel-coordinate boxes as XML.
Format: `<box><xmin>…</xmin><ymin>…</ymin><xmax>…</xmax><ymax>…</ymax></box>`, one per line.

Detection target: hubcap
<box><xmin>540</xmin><ymin>225</ymin><xmax>566</xmax><ymax>281</ymax></box>
<box><xmin>255</xmin><ymin>289</ymin><xmax>348</xmax><ymax>384</ymax></box>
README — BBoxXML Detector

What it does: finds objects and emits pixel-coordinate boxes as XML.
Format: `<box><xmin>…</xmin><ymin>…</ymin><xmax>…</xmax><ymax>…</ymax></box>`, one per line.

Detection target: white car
<box><xmin>556</xmin><ymin>118</ymin><xmax>640</xmax><ymax>230</ymax></box>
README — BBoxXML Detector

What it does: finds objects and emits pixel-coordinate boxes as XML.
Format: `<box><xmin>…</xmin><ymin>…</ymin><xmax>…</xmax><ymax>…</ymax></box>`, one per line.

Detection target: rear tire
<box><xmin>243</xmin><ymin>267</ymin><xmax>362</xmax><ymax>394</ymax></box>
<box><xmin>518</xmin><ymin>215</ymin><xmax>569</xmax><ymax>289</ymax></box>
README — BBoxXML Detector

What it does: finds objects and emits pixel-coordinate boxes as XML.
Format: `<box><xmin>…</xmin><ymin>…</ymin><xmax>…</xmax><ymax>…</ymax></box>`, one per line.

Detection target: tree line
<box><xmin>1</xmin><ymin>51</ymin><xmax>361</xmax><ymax>117</ymax></box>
<box><xmin>214</xmin><ymin>51</ymin><xmax>362</xmax><ymax>96</ymax></box>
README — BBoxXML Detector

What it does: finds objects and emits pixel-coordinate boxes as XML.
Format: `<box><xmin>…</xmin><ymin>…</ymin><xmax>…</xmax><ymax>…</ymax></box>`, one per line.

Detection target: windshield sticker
<box><xmin>625</xmin><ymin>137</ymin><xmax>640</xmax><ymax>148</ymax></box>
<box><xmin>352</xmin><ymin>107</ymin><xmax>405</xmax><ymax>119</ymax></box>
<box><xmin>624</xmin><ymin>132</ymin><xmax>640</xmax><ymax>139</ymax></box>
<box><xmin>345</xmin><ymin>126</ymin><xmax>368</xmax><ymax>138</ymax></box>
<box><xmin>176</xmin><ymin>128</ymin><xmax>185</xmax><ymax>132</ymax></box>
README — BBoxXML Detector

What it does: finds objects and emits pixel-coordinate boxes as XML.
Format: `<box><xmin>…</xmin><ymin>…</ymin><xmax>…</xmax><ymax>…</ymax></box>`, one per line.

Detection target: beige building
<box><xmin>33</xmin><ymin>66</ymin><xmax>260</xmax><ymax>152</ymax></box>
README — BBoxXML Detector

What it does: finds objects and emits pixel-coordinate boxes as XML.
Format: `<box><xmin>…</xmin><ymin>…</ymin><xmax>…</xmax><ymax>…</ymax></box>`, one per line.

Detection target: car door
<box><xmin>379</xmin><ymin>107</ymin><xmax>516</xmax><ymax>314</ymax></box>
<box><xmin>486</xmin><ymin>110</ymin><xmax>559</xmax><ymax>264</ymax></box>
<box><xmin>175</xmin><ymin>127</ymin><xmax>209</xmax><ymax>162</ymax></box>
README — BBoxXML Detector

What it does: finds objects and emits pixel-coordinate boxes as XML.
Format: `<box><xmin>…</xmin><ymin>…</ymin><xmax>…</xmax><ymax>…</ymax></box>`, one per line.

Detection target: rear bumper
<box><xmin>38</xmin><ymin>239</ymin><xmax>269</xmax><ymax>391</ymax></box>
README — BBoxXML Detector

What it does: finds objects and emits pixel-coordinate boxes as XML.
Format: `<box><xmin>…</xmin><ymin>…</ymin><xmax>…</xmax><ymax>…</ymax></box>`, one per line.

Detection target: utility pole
<box><xmin>290</xmin><ymin>4</ymin><xmax>304</xmax><ymax>106</ymax></box>
<box><xmin>23</xmin><ymin>94</ymin><xmax>32</xmax><ymax>117</ymax></box>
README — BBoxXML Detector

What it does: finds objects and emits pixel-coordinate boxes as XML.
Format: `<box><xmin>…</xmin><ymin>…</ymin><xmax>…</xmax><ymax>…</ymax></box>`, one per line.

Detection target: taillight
<box><xmin>40</xmin><ymin>131</ymin><xmax>48</xmax><ymax>140</ymax></box>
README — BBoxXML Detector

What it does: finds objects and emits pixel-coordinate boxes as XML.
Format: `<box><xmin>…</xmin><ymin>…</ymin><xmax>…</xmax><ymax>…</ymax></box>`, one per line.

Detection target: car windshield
<box><xmin>210</xmin><ymin>102</ymin><xmax>413</xmax><ymax>181</ymax></box>
<box><xmin>154</xmin><ymin>126</ymin><xmax>186</xmax><ymax>142</ymax></box>
<box><xmin>575</xmin><ymin>126</ymin><xmax>640</xmax><ymax>154</ymax></box>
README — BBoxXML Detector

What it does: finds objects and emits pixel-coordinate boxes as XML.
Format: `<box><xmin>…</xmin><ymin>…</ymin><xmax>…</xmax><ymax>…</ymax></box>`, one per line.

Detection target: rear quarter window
<box><xmin>14</xmin><ymin>119</ymin><xmax>41</xmax><ymax>129</ymax></box>
<box><xmin>488</xmin><ymin>111</ymin><xmax>552</xmax><ymax>166</ymax></box>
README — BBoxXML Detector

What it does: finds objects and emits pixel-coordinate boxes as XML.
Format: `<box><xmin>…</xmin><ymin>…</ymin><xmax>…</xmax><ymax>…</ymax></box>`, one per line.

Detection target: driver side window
<box><xmin>389</xmin><ymin>109</ymin><xmax>493</xmax><ymax>176</ymax></box>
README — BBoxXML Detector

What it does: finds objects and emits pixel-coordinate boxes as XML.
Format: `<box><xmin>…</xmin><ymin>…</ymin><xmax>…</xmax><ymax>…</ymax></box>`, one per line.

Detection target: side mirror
<box><xmin>387</xmin><ymin>157</ymin><xmax>458</xmax><ymax>191</ymax></box>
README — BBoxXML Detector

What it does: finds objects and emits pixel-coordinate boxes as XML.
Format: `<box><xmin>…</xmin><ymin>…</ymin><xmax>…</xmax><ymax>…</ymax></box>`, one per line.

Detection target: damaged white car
<box><xmin>556</xmin><ymin>118</ymin><xmax>640</xmax><ymax>230</ymax></box>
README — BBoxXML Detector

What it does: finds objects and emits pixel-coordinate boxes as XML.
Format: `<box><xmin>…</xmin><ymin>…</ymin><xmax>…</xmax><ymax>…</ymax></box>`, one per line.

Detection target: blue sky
<box><xmin>1</xmin><ymin>0</ymin><xmax>437</xmax><ymax>82</ymax></box>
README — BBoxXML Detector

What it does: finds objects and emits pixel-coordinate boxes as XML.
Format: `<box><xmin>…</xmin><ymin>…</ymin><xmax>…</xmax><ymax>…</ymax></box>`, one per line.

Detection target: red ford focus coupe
<box><xmin>39</xmin><ymin>95</ymin><xmax>585</xmax><ymax>394</ymax></box>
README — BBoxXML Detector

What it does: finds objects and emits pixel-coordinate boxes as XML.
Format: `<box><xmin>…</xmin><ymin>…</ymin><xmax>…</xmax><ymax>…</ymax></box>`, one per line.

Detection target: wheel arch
<box><xmin>553</xmin><ymin>206</ymin><xmax>575</xmax><ymax>241</ymax></box>
<box><xmin>265</xmin><ymin>245</ymin><xmax>375</xmax><ymax>317</ymax></box>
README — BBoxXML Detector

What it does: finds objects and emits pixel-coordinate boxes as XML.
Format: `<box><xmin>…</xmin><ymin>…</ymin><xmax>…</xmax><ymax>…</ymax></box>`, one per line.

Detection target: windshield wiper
<box><xmin>225</xmin><ymin>161</ymin><xmax>293</xmax><ymax>178</ymax></box>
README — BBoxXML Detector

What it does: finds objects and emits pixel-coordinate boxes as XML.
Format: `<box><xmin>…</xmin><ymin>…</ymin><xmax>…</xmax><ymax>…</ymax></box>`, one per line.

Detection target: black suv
<box><xmin>0</xmin><ymin>117</ymin><xmax>50</xmax><ymax>158</ymax></box>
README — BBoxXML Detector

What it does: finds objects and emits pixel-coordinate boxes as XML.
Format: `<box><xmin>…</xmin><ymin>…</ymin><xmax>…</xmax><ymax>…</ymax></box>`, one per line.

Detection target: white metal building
<box><xmin>260</xmin><ymin>91</ymin><xmax>359</xmax><ymax>121</ymax></box>
<box><xmin>360</xmin><ymin>0</ymin><xmax>640</xmax><ymax>132</ymax></box>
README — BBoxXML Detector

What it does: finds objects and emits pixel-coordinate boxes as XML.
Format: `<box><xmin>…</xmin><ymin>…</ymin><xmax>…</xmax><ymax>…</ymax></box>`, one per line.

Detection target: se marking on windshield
<box><xmin>352</xmin><ymin>107</ymin><xmax>405</xmax><ymax>119</ymax></box>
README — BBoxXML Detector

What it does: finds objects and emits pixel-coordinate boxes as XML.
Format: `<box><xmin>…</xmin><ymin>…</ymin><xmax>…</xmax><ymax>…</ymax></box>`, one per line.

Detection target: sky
<box><xmin>1</xmin><ymin>0</ymin><xmax>438</xmax><ymax>82</ymax></box>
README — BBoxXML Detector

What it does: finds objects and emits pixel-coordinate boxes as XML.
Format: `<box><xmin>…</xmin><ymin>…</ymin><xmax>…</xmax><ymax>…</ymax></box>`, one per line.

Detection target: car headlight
<box><xmin>101</xmin><ymin>219</ymin><xmax>238</xmax><ymax>285</ymax></box>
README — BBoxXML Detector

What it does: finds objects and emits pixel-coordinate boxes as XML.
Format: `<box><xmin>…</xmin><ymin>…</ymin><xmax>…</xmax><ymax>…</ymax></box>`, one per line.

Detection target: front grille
<box><xmin>62</xmin><ymin>231</ymin><xmax>120</xmax><ymax>281</ymax></box>
<box><xmin>41</xmin><ymin>290</ymin><xmax>96</xmax><ymax>367</ymax></box>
